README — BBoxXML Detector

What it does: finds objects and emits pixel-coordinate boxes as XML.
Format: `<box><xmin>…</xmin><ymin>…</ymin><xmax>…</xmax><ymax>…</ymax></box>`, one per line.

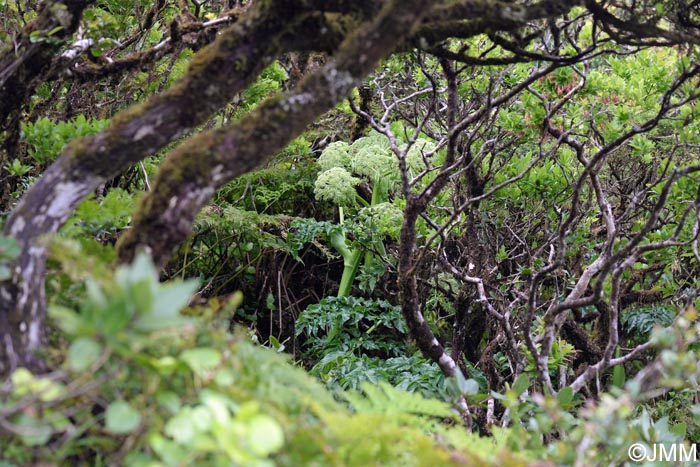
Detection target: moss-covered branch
<box><xmin>427</xmin><ymin>0</ymin><xmax>582</xmax><ymax>23</ymax></box>
<box><xmin>117</xmin><ymin>0</ymin><xmax>432</xmax><ymax>266</ymax></box>
<box><xmin>0</xmin><ymin>0</ymin><xmax>312</xmax><ymax>374</ymax></box>
<box><xmin>3</xmin><ymin>1</ymin><xmax>314</xmax><ymax>246</ymax></box>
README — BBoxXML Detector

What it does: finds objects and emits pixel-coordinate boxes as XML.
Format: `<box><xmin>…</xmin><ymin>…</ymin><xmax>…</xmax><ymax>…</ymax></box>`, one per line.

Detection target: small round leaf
<box><xmin>67</xmin><ymin>337</ymin><xmax>102</xmax><ymax>371</ymax></box>
<box><xmin>105</xmin><ymin>401</ymin><xmax>142</xmax><ymax>434</ymax></box>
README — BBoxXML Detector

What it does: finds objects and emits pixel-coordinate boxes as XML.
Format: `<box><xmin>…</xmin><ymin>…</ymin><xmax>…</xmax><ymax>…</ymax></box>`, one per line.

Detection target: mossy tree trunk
<box><xmin>0</xmin><ymin>0</ymin><xmax>431</xmax><ymax>375</ymax></box>
<box><xmin>0</xmin><ymin>0</ymin><xmax>315</xmax><ymax>375</ymax></box>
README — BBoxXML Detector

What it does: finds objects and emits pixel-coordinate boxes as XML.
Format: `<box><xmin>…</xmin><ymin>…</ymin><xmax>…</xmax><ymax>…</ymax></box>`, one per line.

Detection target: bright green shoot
<box><xmin>313</xmin><ymin>132</ymin><xmax>434</xmax><ymax>297</ymax></box>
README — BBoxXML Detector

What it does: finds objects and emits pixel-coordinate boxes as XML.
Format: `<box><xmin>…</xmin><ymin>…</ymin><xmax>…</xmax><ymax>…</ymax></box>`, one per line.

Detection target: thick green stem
<box><xmin>371</xmin><ymin>184</ymin><xmax>385</xmax><ymax>206</ymax></box>
<box><xmin>337</xmin><ymin>249</ymin><xmax>364</xmax><ymax>297</ymax></box>
<box><xmin>330</xmin><ymin>228</ymin><xmax>362</xmax><ymax>297</ymax></box>
<box><xmin>335</xmin><ymin>185</ymin><xmax>390</xmax><ymax>296</ymax></box>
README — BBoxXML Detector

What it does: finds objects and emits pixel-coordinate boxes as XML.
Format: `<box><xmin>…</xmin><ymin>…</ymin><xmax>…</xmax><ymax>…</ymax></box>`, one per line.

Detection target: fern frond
<box><xmin>344</xmin><ymin>382</ymin><xmax>455</xmax><ymax>419</ymax></box>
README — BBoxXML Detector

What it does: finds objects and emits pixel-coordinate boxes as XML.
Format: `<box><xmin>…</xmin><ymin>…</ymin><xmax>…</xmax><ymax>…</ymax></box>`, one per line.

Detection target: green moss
<box><xmin>107</xmin><ymin>99</ymin><xmax>149</xmax><ymax>129</ymax></box>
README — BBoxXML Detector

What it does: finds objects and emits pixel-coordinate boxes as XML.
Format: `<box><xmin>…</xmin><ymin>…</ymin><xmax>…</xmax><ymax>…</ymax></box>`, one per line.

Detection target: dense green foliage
<box><xmin>5</xmin><ymin>1</ymin><xmax>700</xmax><ymax>465</ymax></box>
<box><xmin>0</xmin><ymin>252</ymin><xmax>513</xmax><ymax>466</ymax></box>
<box><xmin>4</xmin><ymin>249</ymin><xmax>700</xmax><ymax>466</ymax></box>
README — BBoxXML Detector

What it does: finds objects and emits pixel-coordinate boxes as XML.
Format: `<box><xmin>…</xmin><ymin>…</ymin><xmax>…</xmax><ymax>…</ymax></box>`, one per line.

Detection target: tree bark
<box><xmin>0</xmin><ymin>0</ymin><xmax>93</xmax><ymax>127</ymax></box>
<box><xmin>117</xmin><ymin>0</ymin><xmax>432</xmax><ymax>265</ymax></box>
<box><xmin>0</xmin><ymin>0</ymin><xmax>311</xmax><ymax>375</ymax></box>
<box><xmin>398</xmin><ymin>195</ymin><xmax>460</xmax><ymax>377</ymax></box>
<box><xmin>0</xmin><ymin>0</ymin><xmax>93</xmax><ymax>202</ymax></box>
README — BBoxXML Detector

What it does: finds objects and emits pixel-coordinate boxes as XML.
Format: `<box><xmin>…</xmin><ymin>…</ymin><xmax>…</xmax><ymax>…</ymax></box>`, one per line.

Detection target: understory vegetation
<box><xmin>4</xmin><ymin>1</ymin><xmax>700</xmax><ymax>466</ymax></box>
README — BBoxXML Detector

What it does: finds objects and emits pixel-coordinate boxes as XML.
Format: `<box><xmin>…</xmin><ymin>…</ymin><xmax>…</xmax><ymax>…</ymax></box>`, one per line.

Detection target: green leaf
<box><xmin>165</xmin><ymin>409</ymin><xmax>196</xmax><ymax>444</ymax></box>
<box><xmin>495</xmin><ymin>244</ymin><xmax>508</xmax><ymax>262</ymax></box>
<box><xmin>268</xmin><ymin>335</ymin><xmax>285</xmax><ymax>352</ymax></box>
<box><xmin>67</xmin><ymin>337</ymin><xmax>102</xmax><ymax>371</ymax></box>
<box><xmin>247</xmin><ymin>415</ymin><xmax>284</xmax><ymax>456</ymax></box>
<box><xmin>150</xmin><ymin>356</ymin><xmax>179</xmax><ymax>376</ymax></box>
<box><xmin>612</xmin><ymin>363</ymin><xmax>626</xmax><ymax>388</ymax></box>
<box><xmin>48</xmin><ymin>306</ymin><xmax>89</xmax><ymax>335</ymax></box>
<box><xmin>200</xmin><ymin>390</ymin><xmax>234</xmax><ymax>424</ymax></box>
<box><xmin>512</xmin><ymin>374</ymin><xmax>530</xmax><ymax>396</ymax></box>
<box><xmin>157</xmin><ymin>390</ymin><xmax>182</xmax><ymax>414</ymax></box>
<box><xmin>149</xmin><ymin>433</ymin><xmax>188</xmax><ymax>466</ymax></box>
<box><xmin>105</xmin><ymin>401</ymin><xmax>142</xmax><ymax>434</ymax></box>
<box><xmin>100</xmin><ymin>301</ymin><xmax>131</xmax><ymax>335</ymax></box>
<box><xmin>85</xmin><ymin>280</ymin><xmax>108</xmax><ymax>308</ymax></box>
<box><xmin>119</xmin><ymin>252</ymin><xmax>157</xmax><ymax>284</ymax></box>
<box><xmin>180</xmin><ymin>348</ymin><xmax>222</xmax><ymax>376</ymax></box>
<box><xmin>12</xmin><ymin>371</ymin><xmax>65</xmax><ymax>402</ymax></box>
<box><xmin>35</xmin><ymin>379</ymin><xmax>65</xmax><ymax>402</ymax></box>
<box><xmin>47</xmin><ymin>25</ymin><xmax>64</xmax><ymax>36</ymax></box>
<box><xmin>670</xmin><ymin>422</ymin><xmax>687</xmax><ymax>439</ymax></box>
<box><xmin>556</xmin><ymin>387</ymin><xmax>574</xmax><ymax>406</ymax></box>
<box><xmin>345</xmin><ymin>382</ymin><xmax>454</xmax><ymax>419</ymax></box>
<box><xmin>190</xmin><ymin>405</ymin><xmax>213</xmax><ymax>432</ymax></box>
<box><xmin>133</xmin><ymin>312</ymin><xmax>192</xmax><ymax>332</ymax></box>
<box><xmin>164</xmin><ymin>406</ymin><xmax>213</xmax><ymax>444</ymax></box>
<box><xmin>11</xmin><ymin>368</ymin><xmax>34</xmax><ymax>392</ymax></box>
<box><xmin>455</xmin><ymin>370</ymin><xmax>480</xmax><ymax>396</ymax></box>
<box><xmin>14</xmin><ymin>413</ymin><xmax>52</xmax><ymax>446</ymax></box>
<box><xmin>612</xmin><ymin>346</ymin><xmax>626</xmax><ymax>388</ymax></box>
<box><xmin>130</xmin><ymin>278</ymin><xmax>154</xmax><ymax>313</ymax></box>
<box><xmin>215</xmin><ymin>368</ymin><xmax>235</xmax><ymax>386</ymax></box>
<box><xmin>29</xmin><ymin>30</ymin><xmax>45</xmax><ymax>43</ymax></box>
<box><xmin>133</xmin><ymin>280</ymin><xmax>198</xmax><ymax>331</ymax></box>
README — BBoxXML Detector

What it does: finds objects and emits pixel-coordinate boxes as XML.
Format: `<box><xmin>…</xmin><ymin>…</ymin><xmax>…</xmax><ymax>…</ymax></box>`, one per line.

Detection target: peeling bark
<box><xmin>0</xmin><ymin>246</ymin><xmax>47</xmax><ymax>374</ymax></box>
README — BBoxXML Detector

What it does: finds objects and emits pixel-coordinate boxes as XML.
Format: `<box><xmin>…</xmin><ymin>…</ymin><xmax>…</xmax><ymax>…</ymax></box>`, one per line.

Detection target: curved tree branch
<box><xmin>0</xmin><ymin>0</ymin><xmax>312</xmax><ymax>374</ymax></box>
<box><xmin>117</xmin><ymin>0</ymin><xmax>432</xmax><ymax>265</ymax></box>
